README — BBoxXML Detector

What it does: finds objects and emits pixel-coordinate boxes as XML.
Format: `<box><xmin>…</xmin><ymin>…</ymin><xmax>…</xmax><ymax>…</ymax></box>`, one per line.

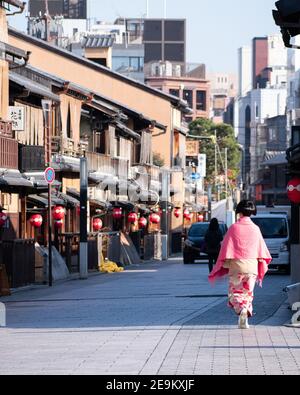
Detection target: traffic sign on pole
<box><xmin>44</xmin><ymin>167</ymin><xmax>55</xmax><ymax>287</ymax></box>
<box><xmin>190</xmin><ymin>173</ymin><xmax>201</xmax><ymax>181</ymax></box>
<box><xmin>44</xmin><ymin>167</ymin><xmax>55</xmax><ymax>184</ymax></box>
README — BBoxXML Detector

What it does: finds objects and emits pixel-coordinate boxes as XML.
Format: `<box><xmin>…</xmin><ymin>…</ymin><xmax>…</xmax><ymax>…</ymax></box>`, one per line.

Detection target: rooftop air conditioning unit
<box><xmin>165</xmin><ymin>62</ymin><xmax>173</xmax><ymax>77</ymax></box>
<box><xmin>151</xmin><ymin>62</ymin><xmax>160</xmax><ymax>76</ymax></box>
<box><xmin>174</xmin><ymin>65</ymin><xmax>182</xmax><ymax>77</ymax></box>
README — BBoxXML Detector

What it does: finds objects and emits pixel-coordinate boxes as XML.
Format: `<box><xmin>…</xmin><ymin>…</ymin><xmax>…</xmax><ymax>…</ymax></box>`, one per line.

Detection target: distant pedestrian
<box><xmin>204</xmin><ymin>218</ymin><xmax>223</xmax><ymax>273</ymax></box>
<box><xmin>208</xmin><ymin>200</ymin><xmax>272</xmax><ymax>330</ymax></box>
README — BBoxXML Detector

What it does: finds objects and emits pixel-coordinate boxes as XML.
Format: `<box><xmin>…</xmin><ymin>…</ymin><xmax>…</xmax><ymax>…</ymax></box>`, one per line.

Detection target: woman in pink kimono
<box><xmin>208</xmin><ymin>200</ymin><xmax>272</xmax><ymax>330</ymax></box>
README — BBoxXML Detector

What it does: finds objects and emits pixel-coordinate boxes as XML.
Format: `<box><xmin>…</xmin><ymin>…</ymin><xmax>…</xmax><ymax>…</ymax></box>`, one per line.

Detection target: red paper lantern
<box><xmin>54</xmin><ymin>219</ymin><xmax>64</xmax><ymax>229</ymax></box>
<box><xmin>93</xmin><ymin>218</ymin><xmax>103</xmax><ymax>232</ymax></box>
<box><xmin>174</xmin><ymin>208</ymin><xmax>182</xmax><ymax>219</ymax></box>
<box><xmin>138</xmin><ymin>217</ymin><xmax>148</xmax><ymax>229</ymax></box>
<box><xmin>30</xmin><ymin>214</ymin><xmax>43</xmax><ymax>228</ymax></box>
<box><xmin>112</xmin><ymin>208</ymin><xmax>122</xmax><ymax>220</ymax></box>
<box><xmin>287</xmin><ymin>177</ymin><xmax>300</xmax><ymax>204</ymax></box>
<box><xmin>197</xmin><ymin>214</ymin><xmax>204</xmax><ymax>222</ymax></box>
<box><xmin>149</xmin><ymin>213</ymin><xmax>161</xmax><ymax>224</ymax></box>
<box><xmin>53</xmin><ymin>206</ymin><xmax>65</xmax><ymax>221</ymax></box>
<box><xmin>0</xmin><ymin>212</ymin><xmax>7</xmax><ymax>227</ymax></box>
<box><xmin>128</xmin><ymin>212</ymin><xmax>138</xmax><ymax>224</ymax></box>
<box><xmin>184</xmin><ymin>210</ymin><xmax>192</xmax><ymax>221</ymax></box>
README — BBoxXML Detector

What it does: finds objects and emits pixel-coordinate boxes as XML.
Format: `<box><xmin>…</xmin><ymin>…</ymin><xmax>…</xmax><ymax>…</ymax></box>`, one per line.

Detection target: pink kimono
<box><xmin>208</xmin><ymin>217</ymin><xmax>272</xmax><ymax>316</ymax></box>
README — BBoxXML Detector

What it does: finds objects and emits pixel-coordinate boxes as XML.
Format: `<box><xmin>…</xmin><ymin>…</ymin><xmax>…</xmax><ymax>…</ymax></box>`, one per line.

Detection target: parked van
<box><xmin>256</xmin><ymin>205</ymin><xmax>291</xmax><ymax>219</ymax></box>
<box><xmin>251</xmin><ymin>213</ymin><xmax>290</xmax><ymax>274</ymax></box>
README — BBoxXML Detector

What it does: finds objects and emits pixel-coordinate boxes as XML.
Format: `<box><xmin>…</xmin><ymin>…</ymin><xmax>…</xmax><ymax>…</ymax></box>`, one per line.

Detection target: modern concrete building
<box><xmin>252</xmin><ymin>34</ymin><xmax>288</xmax><ymax>90</ymax></box>
<box><xmin>238</xmin><ymin>46</ymin><xmax>252</xmax><ymax>97</ymax></box>
<box><xmin>252</xmin><ymin>37</ymin><xmax>268</xmax><ymax>89</ymax></box>
<box><xmin>235</xmin><ymin>33</ymin><xmax>289</xmax><ymax>197</ymax></box>
<box><xmin>146</xmin><ymin>62</ymin><xmax>210</xmax><ymax>122</ymax></box>
<box><xmin>143</xmin><ymin>19</ymin><xmax>186</xmax><ymax>65</ymax></box>
<box><xmin>236</xmin><ymin>87</ymin><xmax>287</xmax><ymax>197</ymax></box>
<box><xmin>208</xmin><ymin>72</ymin><xmax>237</xmax><ymax>124</ymax></box>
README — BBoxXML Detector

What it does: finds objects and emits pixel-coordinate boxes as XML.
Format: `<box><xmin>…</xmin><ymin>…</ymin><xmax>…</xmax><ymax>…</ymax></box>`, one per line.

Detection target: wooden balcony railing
<box><xmin>18</xmin><ymin>145</ymin><xmax>45</xmax><ymax>172</ymax></box>
<box><xmin>86</xmin><ymin>151</ymin><xmax>129</xmax><ymax>179</ymax></box>
<box><xmin>131</xmin><ymin>164</ymin><xmax>162</xmax><ymax>191</ymax></box>
<box><xmin>0</xmin><ymin>136</ymin><xmax>18</xmax><ymax>169</ymax></box>
<box><xmin>140</xmin><ymin>164</ymin><xmax>161</xmax><ymax>182</ymax></box>
<box><xmin>148</xmin><ymin>165</ymin><xmax>161</xmax><ymax>182</ymax></box>
<box><xmin>86</xmin><ymin>152</ymin><xmax>114</xmax><ymax>174</ymax></box>
<box><xmin>0</xmin><ymin>121</ymin><xmax>13</xmax><ymax>139</ymax></box>
<box><xmin>52</xmin><ymin>136</ymin><xmax>88</xmax><ymax>158</ymax></box>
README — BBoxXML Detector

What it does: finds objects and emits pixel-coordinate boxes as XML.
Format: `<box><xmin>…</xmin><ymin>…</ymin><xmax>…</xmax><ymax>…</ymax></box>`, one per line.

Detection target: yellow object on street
<box><xmin>100</xmin><ymin>258</ymin><xmax>124</xmax><ymax>274</ymax></box>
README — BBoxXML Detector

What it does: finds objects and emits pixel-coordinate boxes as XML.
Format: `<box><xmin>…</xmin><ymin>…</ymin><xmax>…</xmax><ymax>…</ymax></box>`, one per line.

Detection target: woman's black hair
<box><xmin>209</xmin><ymin>218</ymin><xmax>220</xmax><ymax>231</ymax></box>
<box><xmin>236</xmin><ymin>200</ymin><xmax>257</xmax><ymax>217</ymax></box>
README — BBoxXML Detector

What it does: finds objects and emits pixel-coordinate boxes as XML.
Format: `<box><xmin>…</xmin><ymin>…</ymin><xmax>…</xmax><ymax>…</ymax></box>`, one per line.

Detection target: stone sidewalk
<box><xmin>0</xmin><ymin>259</ymin><xmax>299</xmax><ymax>375</ymax></box>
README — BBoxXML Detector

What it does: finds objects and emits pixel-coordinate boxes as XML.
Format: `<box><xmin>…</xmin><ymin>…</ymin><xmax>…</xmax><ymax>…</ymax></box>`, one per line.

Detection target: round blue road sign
<box><xmin>44</xmin><ymin>167</ymin><xmax>55</xmax><ymax>184</ymax></box>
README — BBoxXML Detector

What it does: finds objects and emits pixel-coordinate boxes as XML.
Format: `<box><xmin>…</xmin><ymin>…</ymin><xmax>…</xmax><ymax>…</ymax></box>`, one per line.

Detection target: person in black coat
<box><xmin>205</xmin><ymin>218</ymin><xmax>223</xmax><ymax>273</ymax></box>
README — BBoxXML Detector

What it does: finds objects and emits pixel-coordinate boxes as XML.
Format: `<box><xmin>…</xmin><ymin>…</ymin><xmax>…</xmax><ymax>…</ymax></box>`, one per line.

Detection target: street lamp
<box><xmin>237</xmin><ymin>144</ymin><xmax>246</xmax><ymax>198</ymax></box>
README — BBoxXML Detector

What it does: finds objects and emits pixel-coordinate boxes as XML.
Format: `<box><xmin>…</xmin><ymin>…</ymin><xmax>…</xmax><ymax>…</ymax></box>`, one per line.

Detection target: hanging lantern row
<box><xmin>53</xmin><ymin>206</ymin><xmax>65</xmax><ymax>221</ymax></box>
<box><xmin>128</xmin><ymin>212</ymin><xmax>138</xmax><ymax>224</ymax></box>
<box><xmin>93</xmin><ymin>218</ymin><xmax>103</xmax><ymax>232</ymax></box>
<box><xmin>287</xmin><ymin>177</ymin><xmax>300</xmax><ymax>204</ymax></box>
<box><xmin>197</xmin><ymin>214</ymin><xmax>204</xmax><ymax>223</ymax></box>
<box><xmin>138</xmin><ymin>217</ymin><xmax>148</xmax><ymax>229</ymax></box>
<box><xmin>30</xmin><ymin>214</ymin><xmax>43</xmax><ymax>228</ymax></box>
<box><xmin>149</xmin><ymin>213</ymin><xmax>161</xmax><ymax>224</ymax></box>
<box><xmin>113</xmin><ymin>207</ymin><xmax>123</xmax><ymax>220</ymax></box>
<box><xmin>184</xmin><ymin>210</ymin><xmax>193</xmax><ymax>222</ymax></box>
<box><xmin>0</xmin><ymin>212</ymin><xmax>7</xmax><ymax>227</ymax></box>
<box><xmin>174</xmin><ymin>208</ymin><xmax>182</xmax><ymax>219</ymax></box>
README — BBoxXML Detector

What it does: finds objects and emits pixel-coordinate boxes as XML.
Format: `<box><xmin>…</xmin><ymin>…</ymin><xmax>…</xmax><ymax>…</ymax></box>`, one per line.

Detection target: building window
<box><xmin>169</xmin><ymin>89</ymin><xmax>180</xmax><ymax>97</ymax></box>
<box><xmin>183</xmin><ymin>90</ymin><xmax>193</xmax><ymax>108</ymax></box>
<box><xmin>164</xmin><ymin>20</ymin><xmax>185</xmax><ymax>41</ymax></box>
<box><xmin>164</xmin><ymin>43</ymin><xmax>185</xmax><ymax>62</ymax></box>
<box><xmin>130</xmin><ymin>57</ymin><xmax>139</xmax><ymax>71</ymax></box>
<box><xmin>64</xmin><ymin>0</ymin><xmax>87</xmax><ymax>19</ymax></box>
<box><xmin>269</xmin><ymin>127</ymin><xmax>277</xmax><ymax>142</ymax></box>
<box><xmin>112</xmin><ymin>57</ymin><xmax>144</xmax><ymax>73</ymax></box>
<box><xmin>184</xmin><ymin>116</ymin><xmax>193</xmax><ymax>124</ymax></box>
<box><xmin>144</xmin><ymin>43</ymin><xmax>163</xmax><ymax>63</ymax></box>
<box><xmin>144</xmin><ymin>20</ymin><xmax>163</xmax><ymax>41</ymax></box>
<box><xmin>196</xmin><ymin>91</ymin><xmax>206</xmax><ymax>111</ymax></box>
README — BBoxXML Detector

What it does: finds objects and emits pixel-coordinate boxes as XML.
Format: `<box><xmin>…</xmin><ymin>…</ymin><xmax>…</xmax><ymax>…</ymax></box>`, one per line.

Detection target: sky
<box><xmin>9</xmin><ymin>0</ymin><xmax>279</xmax><ymax>73</ymax></box>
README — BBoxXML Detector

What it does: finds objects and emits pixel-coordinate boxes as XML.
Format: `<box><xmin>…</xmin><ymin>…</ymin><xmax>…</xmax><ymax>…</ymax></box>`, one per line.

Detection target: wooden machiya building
<box><xmin>0</xmin><ymin>13</ymin><xmax>191</xmax><ymax>290</ymax></box>
<box><xmin>1</xmin><ymin>61</ymin><xmax>181</xmax><ymax>288</ymax></box>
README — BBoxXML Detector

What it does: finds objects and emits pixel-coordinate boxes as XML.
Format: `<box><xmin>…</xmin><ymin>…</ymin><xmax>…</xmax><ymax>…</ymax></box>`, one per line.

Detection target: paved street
<box><xmin>0</xmin><ymin>258</ymin><xmax>299</xmax><ymax>376</ymax></box>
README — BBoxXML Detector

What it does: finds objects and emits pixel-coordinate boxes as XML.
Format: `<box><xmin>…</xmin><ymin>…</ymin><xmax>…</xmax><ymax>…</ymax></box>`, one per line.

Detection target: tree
<box><xmin>153</xmin><ymin>152</ymin><xmax>165</xmax><ymax>167</ymax></box>
<box><xmin>189</xmin><ymin>118</ymin><xmax>241</xmax><ymax>187</ymax></box>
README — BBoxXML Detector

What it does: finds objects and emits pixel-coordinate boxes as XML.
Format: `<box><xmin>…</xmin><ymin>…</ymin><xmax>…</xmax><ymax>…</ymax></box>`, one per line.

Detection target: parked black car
<box><xmin>183</xmin><ymin>222</ymin><xmax>228</xmax><ymax>264</ymax></box>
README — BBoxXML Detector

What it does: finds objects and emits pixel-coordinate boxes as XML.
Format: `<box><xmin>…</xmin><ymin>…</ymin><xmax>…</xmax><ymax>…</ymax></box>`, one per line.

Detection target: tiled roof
<box><xmin>82</xmin><ymin>35</ymin><xmax>115</xmax><ymax>49</ymax></box>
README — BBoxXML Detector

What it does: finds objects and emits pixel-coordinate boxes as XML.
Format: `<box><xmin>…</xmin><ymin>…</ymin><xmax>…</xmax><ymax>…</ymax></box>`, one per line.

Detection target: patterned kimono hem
<box><xmin>228</xmin><ymin>273</ymin><xmax>257</xmax><ymax>317</ymax></box>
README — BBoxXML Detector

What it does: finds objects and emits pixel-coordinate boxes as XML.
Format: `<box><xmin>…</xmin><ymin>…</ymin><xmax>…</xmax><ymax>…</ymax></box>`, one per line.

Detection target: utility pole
<box><xmin>207</xmin><ymin>185</ymin><xmax>212</xmax><ymax>222</ymax></box>
<box><xmin>161</xmin><ymin>170</ymin><xmax>170</xmax><ymax>260</ymax></box>
<box><xmin>80</xmin><ymin>157</ymin><xmax>88</xmax><ymax>279</ymax></box>
<box><xmin>42</xmin><ymin>100</ymin><xmax>53</xmax><ymax>287</ymax></box>
<box><xmin>214</xmin><ymin>130</ymin><xmax>218</xmax><ymax>201</ymax></box>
